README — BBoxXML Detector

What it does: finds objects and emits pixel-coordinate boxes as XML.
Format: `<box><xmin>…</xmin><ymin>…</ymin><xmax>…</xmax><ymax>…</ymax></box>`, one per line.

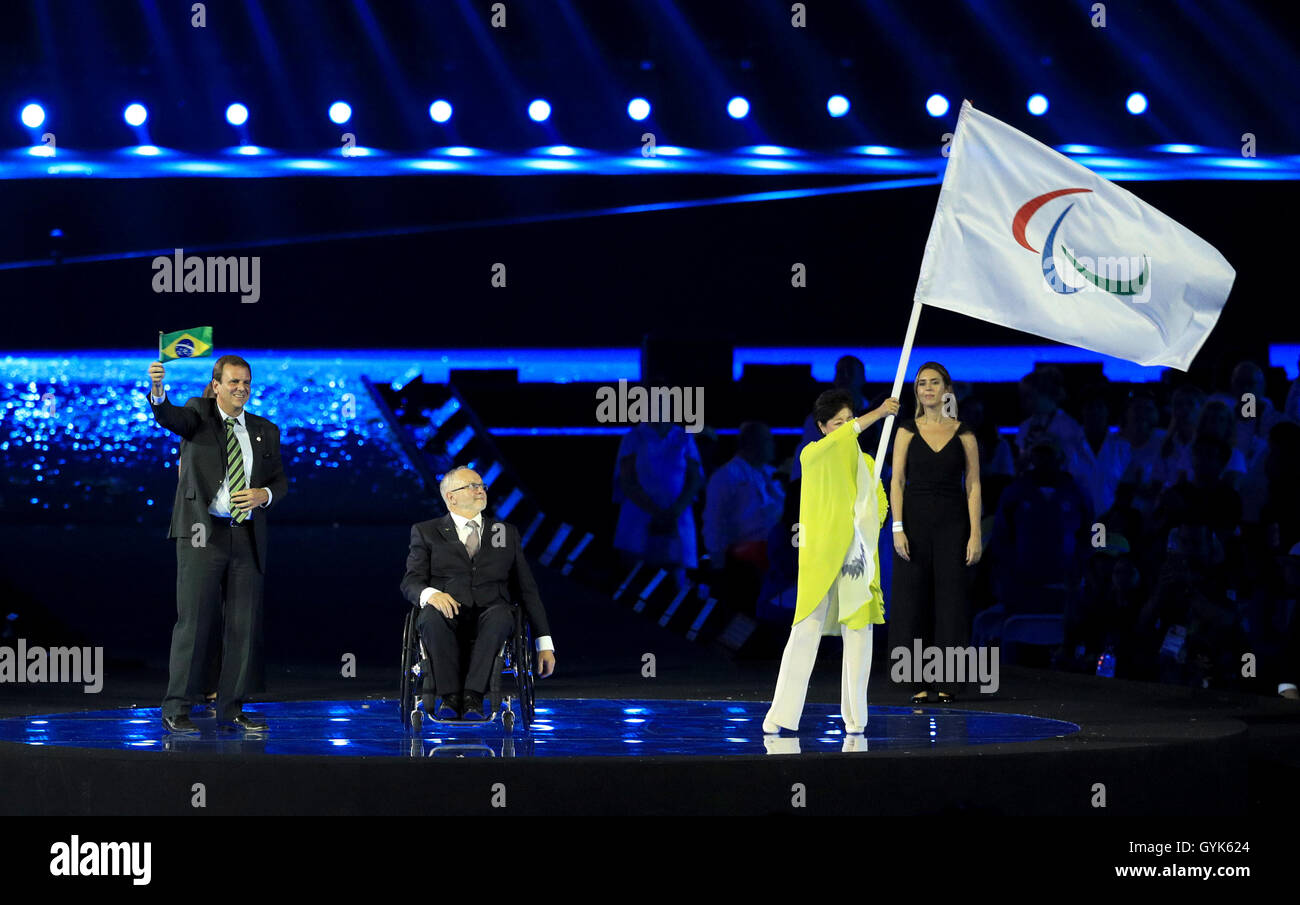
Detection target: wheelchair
<box><xmin>399</xmin><ymin>601</ymin><xmax>536</xmax><ymax>733</ymax></box>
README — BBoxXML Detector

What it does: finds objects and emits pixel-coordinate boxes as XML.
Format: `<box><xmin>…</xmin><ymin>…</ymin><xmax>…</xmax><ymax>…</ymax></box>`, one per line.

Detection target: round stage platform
<box><xmin>0</xmin><ymin>698</ymin><xmax>1080</xmax><ymax>758</ymax></box>
<box><xmin>0</xmin><ymin>689</ymin><xmax>1247</xmax><ymax>816</ymax></box>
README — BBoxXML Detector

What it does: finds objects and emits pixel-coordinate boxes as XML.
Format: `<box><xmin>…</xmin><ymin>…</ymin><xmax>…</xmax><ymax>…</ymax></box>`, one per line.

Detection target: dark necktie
<box><xmin>224</xmin><ymin>417</ymin><xmax>248</xmax><ymax>523</ymax></box>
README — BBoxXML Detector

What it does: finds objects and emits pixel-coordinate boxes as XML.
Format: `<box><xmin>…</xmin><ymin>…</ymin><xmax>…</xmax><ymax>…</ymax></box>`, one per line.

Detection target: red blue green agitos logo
<box><xmin>1012</xmin><ymin>188</ymin><xmax>1150</xmax><ymax>297</ymax></box>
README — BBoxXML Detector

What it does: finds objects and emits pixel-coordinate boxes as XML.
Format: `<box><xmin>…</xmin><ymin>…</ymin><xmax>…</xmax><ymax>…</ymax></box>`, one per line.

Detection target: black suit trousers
<box><xmin>417</xmin><ymin>603</ymin><xmax>514</xmax><ymax>695</ymax></box>
<box><xmin>162</xmin><ymin>521</ymin><xmax>264</xmax><ymax>720</ymax></box>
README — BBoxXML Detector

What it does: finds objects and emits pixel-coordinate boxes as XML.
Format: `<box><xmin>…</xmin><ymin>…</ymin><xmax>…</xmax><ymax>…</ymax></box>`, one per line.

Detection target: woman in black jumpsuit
<box><xmin>890</xmin><ymin>362</ymin><xmax>983</xmax><ymax>703</ymax></box>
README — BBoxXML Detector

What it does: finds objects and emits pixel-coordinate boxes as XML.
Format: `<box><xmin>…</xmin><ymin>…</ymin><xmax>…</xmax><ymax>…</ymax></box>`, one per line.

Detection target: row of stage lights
<box><xmin>16</xmin><ymin>91</ymin><xmax>1154</xmax><ymax>134</ymax></box>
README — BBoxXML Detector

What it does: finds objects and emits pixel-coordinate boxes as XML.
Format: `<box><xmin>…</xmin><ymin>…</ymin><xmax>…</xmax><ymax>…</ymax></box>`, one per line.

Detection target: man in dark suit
<box><xmin>148</xmin><ymin>354</ymin><xmax>288</xmax><ymax>733</ymax></box>
<box><xmin>400</xmin><ymin>466</ymin><xmax>556</xmax><ymax>720</ymax></box>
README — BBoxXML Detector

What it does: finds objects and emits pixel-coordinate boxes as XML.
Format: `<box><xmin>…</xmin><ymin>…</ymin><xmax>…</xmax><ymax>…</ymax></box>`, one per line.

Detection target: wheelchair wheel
<box><xmin>487</xmin><ymin>643</ymin><xmax>505</xmax><ymax>723</ymax></box>
<box><xmin>514</xmin><ymin>621</ymin><xmax>536</xmax><ymax>728</ymax></box>
<box><xmin>498</xmin><ymin>627</ymin><xmax>519</xmax><ymax>732</ymax></box>
<box><xmin>399</xmin><ymin>607</ymin><xmax>420</xmax><ymax>730</ymax></box>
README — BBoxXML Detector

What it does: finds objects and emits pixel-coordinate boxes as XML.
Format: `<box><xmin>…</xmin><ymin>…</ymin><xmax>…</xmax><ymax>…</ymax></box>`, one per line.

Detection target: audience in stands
<box><xmin>1268</xmin><ymin>543</ymin><xmax>1300</xmax><ymax>700</ymax></box>
<box><xmin>991</xmin><ymin>440</ymin><xmax>1094</xmax><ymax>615</ymax></box>
<box><xmin>1158</xmin><ymin>385</ymin><xmax>1206</xmax><ymax>485</ymax></box>
<box><xmin>613</xmin><ymin>420</ymin><xmax>703</xmax><ymax>590</ymax></box>
<box><xmin>1096</xmin><ymin>391</ymin><xmax>1167</xmax><ymax>519</ymax></box>
<box><xmin>1071</xmin><ymin>387</ymin><xmax>1111</xmax><ymax>514</ymax></box>
<box><xmin>703</xmin><ymin>422</ymin><xmax>785</xmax><ymax>614</ymax></box>
<box><xmin>1061</xmin><ymin>532</ymin><xmax>1145</xmax><ymax>675</ymax></box>
<box><xmin>1016</xmin><ymin>366</ymin><xmax>1087</xmax><ymax>473</ymax></box>
<box><xmin>1137</xmin><ymin>522</ymin><xmax>1244</xmax><ymax>687</ymax></box>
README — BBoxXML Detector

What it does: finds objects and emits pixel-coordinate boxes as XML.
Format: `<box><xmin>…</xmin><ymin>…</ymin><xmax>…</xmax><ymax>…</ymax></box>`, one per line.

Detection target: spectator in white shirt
<box><xmin>1070</xmin><ymin>389</ymin><xmax>1111</xmax><ymax>515</ymax></box>
<box><xmin>1097</xmin><ymin>391</ymin><xmax>1167</xmax><ymax>517</ymax></box>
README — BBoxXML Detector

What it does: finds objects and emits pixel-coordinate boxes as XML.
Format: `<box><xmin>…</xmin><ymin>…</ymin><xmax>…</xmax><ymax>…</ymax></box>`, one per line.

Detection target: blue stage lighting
<box><xmin>627</xmin><ymin>98</ymin><xmax>651</xmax><ymax>121</ymax></box>
<box><xmin>328</xmin><ymin>101</ymin><xmax>352</xmax><ymax>125</ymax></box>
<box><xmin>1126</xmin><ymin>92</ymin><xmax>1148</xmax><ymax>115</ymax></box>
<box><xmin>528</xmin><ymin>99</ymin><xmax>552</xmax><ymax>122</ymax></box>
<box><xmin>926</xmin><ymin>94</ymin><xmax>949</xmax><ymax>117</ymax></box>
<box><xmin>827</xmin><ymin>95</ymin><xmax>850</xmax><ymax>117</ymax></box>
<box><xmin>429</xmin><ymin>100</ymin><xmax>452</xmax><ymax>123</ymax></box>
<box><xmin>20</xmin><ymin>103</ymin><xmax>45</xmax><ymax>128</ymax></box>
<box><xmin>727</xmin><ymin>96</ymin><xmax>750</xmax><ymax>119</ymax></box>
<box><xmin>123</xmin><ymin>103</ymin><xmax>148</xmax><ymax>127</ymax></box>
<box><xmin>225</xmin><ymin>103</ymin><xmax>249</xmax><ymax>126</ymax></box>
<box><xmin>1027</xmin><ymin>94</ymin><xmax>1049</xmax><ymax>116</ymax></box>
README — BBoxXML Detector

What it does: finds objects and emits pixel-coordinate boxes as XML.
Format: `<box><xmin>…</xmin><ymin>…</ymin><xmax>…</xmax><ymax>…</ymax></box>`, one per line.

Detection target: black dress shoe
<box><xmin>461</xmin><ymin>691</ymin><xmax>485</xmax><ymax>721</ymax></box>
<box><xmin>221</xmin><ymin>713</ymin><xmax>268</xmax><ymax>732</ymax></box>
<box><xmin>434</xmin><ymin>694</ymin><xmax>461</xmax><ymax>721</ymax></box>
<box><xmin>163</xmin><ymin>714</ymin><xmax>200</xmax><ymax>734</ymax></box>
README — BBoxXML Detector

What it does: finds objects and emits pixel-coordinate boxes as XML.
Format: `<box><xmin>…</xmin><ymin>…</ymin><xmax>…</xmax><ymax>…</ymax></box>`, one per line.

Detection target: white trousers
<box><xmin>765</xmin><ymin>592</ymin><xmax>874</xmax><ymax>732</ymax></box>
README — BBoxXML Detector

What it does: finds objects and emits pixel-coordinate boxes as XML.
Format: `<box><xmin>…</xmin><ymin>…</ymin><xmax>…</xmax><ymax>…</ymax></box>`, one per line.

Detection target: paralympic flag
<box><xmin>913</xmin><ymin>101</ymin><xmax>1235</xmax><ymax>370</ymax></box>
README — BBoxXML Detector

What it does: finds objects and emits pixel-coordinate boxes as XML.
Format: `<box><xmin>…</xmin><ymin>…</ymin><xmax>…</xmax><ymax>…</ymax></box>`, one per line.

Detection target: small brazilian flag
<box><xmin>159</xmin><ymin>326</ymin><xmax>214</xmax><ymax>362</ymax></box>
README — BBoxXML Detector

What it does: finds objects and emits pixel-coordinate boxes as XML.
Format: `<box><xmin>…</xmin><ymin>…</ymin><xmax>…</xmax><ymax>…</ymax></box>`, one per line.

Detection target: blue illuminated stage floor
<box><xmin>0</xmin><ymin>698</ymin><xmax>1078</xmax><ymax>758</ymax></box>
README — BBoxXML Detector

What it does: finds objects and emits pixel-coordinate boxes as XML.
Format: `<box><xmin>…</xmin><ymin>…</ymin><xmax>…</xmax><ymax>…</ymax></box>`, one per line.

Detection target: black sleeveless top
<box><xmin>901</xmin><ymin>418</ymin><xmax>973</xmax><ymax>499</ymax></box>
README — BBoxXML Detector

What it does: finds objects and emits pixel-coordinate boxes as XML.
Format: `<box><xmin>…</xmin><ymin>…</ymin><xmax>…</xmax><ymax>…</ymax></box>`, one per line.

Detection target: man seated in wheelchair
<box><xmin>401</xmin><ymin>466</ymin><xmax>556</xmax><ymax>720</ymax></box>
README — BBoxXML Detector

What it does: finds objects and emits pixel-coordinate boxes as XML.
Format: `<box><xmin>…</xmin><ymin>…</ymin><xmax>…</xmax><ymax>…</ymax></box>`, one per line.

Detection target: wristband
<box><xmin>891</xmin><ymin>523</ymin><xmax>904</xmax><ymax>533</ymax></box>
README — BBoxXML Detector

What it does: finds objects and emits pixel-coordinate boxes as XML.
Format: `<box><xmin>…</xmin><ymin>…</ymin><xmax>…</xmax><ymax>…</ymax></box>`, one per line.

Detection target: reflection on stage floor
<box><xmin>0</xmin><ymin>699</ymin><xmax>1080</xmax><ymax>758</ymax></box>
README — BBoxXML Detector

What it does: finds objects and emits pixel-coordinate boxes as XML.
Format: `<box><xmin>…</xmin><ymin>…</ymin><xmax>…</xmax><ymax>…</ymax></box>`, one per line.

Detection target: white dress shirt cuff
<box><xmin>151</xmin><ymin>390</ymin><xmax>165</xmax><ymax>404</ymax></box>
<box><xmin>536</xmin><ymin>635</ymin><xmax>554</xmax><ymax>653</ymax></box>
<box><xmin>261</xmin><ymin>487</ymin><xmax>273</xmax><ymax>507</ymax></box>
<box><xmin>419</xmin><ymin>587</ymin><xmax>440</xmax><ymax>607</ymax></box>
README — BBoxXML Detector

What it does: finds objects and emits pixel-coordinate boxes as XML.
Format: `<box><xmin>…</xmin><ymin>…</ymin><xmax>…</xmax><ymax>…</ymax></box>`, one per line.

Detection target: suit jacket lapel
<box><xmin>245</xmin><ymin>413</ymin><xmax>262</xmax><ymax>487</ymax></box>
<box><xmin>203</xmin><ymin>398</ymin><xmax>225</xmax><ymax>498</ymax></box>
<box><xmin>438</xmin><ymin>514</ymin><xmax>470</xmax><ymax>562</ymax></box>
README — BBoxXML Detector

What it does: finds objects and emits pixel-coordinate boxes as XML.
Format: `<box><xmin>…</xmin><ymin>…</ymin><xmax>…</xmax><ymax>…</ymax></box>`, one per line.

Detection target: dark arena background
<box><xmin>1</xmin><ymin>0</ymin><xmax>1297</xmax><ymax>882</ymax></box>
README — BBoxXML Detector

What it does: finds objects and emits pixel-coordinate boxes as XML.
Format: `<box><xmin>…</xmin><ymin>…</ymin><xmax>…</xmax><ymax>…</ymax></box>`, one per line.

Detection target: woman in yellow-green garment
<box><xmin>763</xmin><ymin>388</ymin><xmax>900</xmax><ymax>735</ymax></box>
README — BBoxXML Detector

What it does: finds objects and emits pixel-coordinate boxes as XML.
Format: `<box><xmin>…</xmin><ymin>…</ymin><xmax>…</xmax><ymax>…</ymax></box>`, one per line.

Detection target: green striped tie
<box><xmin>224</xmin><ymin>417</ymin><xmax>248</xmax><ymax>523</ymax></box>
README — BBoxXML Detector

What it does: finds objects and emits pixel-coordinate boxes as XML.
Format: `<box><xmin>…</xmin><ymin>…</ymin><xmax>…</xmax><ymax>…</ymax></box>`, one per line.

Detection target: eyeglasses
<box><xmin>447</xmin><ymin>482</ymin><xmax>487</xmax><ymax>493</ymax></box>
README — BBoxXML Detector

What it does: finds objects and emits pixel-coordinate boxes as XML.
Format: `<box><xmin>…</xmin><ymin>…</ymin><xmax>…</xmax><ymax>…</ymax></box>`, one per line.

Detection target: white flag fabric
<box><xmin>914</xmin><ymin>100</ymin><xmax>1235</xmax><ymax>370</ymax></box>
